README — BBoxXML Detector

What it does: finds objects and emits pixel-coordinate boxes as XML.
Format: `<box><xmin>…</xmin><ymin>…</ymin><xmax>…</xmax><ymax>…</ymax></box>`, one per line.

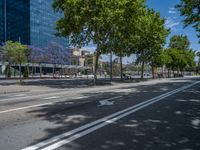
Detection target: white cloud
<box><xmin>165</xmin><ymin>17</ymin><xmax>180</xmax><ymax>31</ymax></box>
<box><xmin>168</xmin><ymin>7</ymin><xmax>177</xmax><ymax>14</ymax></box>
<box><xmin>169</xmin><ymin>10</ymin><xmax>176</xmax><ymax>14</ymax></box>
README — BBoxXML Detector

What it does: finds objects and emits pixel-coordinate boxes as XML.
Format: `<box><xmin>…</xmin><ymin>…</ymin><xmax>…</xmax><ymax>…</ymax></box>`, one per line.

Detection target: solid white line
<box><xmin>22</xmin><ymin>81</ymin><xmax>200</xmax><ymax>150</ymax></box>
<box><xmin>14</xmin><ymin>94</ymin><xmax>27</xmax><ymax>97</ymax></box>
<box><xmin>43</xmin><ymin>96</ymin><xmax>61</xmax><ymax>100</ymax></box>
<box><xmin>22</xmin><ymin>93</ymin><xmax>176</xmax><ymax>150</ymax></box>
<box><xmin>0</xmin><ymin>96</ymin><xmax>121</xmax><ymax>115</ymax></box>
<box><xmin>0</xmin><ymin>91</ymin><xmax>72</xmax><ymax>103</ymax></box>
<box><xmin>0</xmin><ymin>103</ymin><xmax>53</xmax><ymax>114</ymax></box>
<box><xmin>101</xmin><ymin>96</ymin><xmax>122</xmax><ymax>101</ymax></box>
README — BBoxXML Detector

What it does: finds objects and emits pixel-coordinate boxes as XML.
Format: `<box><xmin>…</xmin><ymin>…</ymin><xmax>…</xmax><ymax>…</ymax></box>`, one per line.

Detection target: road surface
<box><xmin>0</xmin><ymin>77</ymin><xmax>199</xmax><ymax>150</ymax></box>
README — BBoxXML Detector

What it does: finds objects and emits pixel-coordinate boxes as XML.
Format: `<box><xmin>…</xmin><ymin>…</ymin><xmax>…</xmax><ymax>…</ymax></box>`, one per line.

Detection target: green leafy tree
<box><xmin>196</xmin><ymin>51</ymin><xmax>200</xmax><ymax>73</ymax></box>
<box><xmin>2</xmin><ymin>41</ymin><xmax>14</xmax><ymax>78</ymax></box>
<box><xmin>197</xmin><ymin>51</ymin><xmax>200</xmax><ymax>65</ymax></box>
<box><xmin>107</xmin><ymin>0</ymin><xmax>146</xmax><ymax>80</ymax></box>
<box><xmin>52</xmin><ymin>0</ymin><xmax>146</xmax><ymax>84</ymax></box>
<box><xmin>165</xmin><ymin>35</ymin><xmax>195</xmax><ymax>77</ymax></box>
<box><xmin>12</xmin><ymin>42</ymin><xmax>28</xmax><ymax>80</ymax></box>
<box><xmin>165</xmin><ymin>48</ymin><xmax>195</xmax><ymax>76</ymax></box>
<box><xmin>3</xmin><ymin>41</ymin><xmax>28</xmax><ymax>80</ymax></box>
<box><xmin>134</xmin><ymin>9</ymin><xmax>169</xmax><ymax>79</ymax></box>
<box><xmin>176</xmin><ymin>0</ymin><xmax>200</xmax><ymax>42</ymax></box>
<box><xmin>169</xmin><ymin>35</ymin><xmax>190</xmax><ymax>50</ymax></box>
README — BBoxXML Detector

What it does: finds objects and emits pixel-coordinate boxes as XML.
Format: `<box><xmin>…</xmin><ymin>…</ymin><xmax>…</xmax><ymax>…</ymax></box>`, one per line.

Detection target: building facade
<box><xmin>69</xmin><ymin>47</ymin><xmax>91</xmax><ymax>67</ymax></box>
<box><xmin>0</xmin><ymin>0</ymin><xmax>4</xmax><ymax>44</ymax></box>
<box><xmin>0</xmin><ymin>0</ymin><xmax>68</xmax><ymax>48</ymax></box>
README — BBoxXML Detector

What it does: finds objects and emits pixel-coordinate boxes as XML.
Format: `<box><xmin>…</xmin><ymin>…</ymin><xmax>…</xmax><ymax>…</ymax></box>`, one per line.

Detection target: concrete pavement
<box><xmin>0</xmin><ymin>77</ymin><xmax>199</xmax><ymax>150</ymax></box>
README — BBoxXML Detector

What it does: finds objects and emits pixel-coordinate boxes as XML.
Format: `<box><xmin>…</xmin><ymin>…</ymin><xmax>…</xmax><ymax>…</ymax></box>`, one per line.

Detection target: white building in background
<box><xmin>69</xmin><ymin>47</ymin><xmax>91</xmax><ymax>67</ymax></box>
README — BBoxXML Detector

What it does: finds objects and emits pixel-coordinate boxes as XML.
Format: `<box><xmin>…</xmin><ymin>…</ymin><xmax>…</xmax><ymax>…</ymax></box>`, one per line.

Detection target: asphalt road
<box><xmin>0</xmin><ymin>77</ymin><xmax>199</xmax><ymax>150</ymax></box>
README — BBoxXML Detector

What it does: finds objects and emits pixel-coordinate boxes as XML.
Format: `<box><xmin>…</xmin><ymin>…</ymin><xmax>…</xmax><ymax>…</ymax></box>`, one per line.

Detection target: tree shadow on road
<box><xmin>25</xmin><ymin>77</ymin><xmax>200</xmax><ymax>150</ymax></box>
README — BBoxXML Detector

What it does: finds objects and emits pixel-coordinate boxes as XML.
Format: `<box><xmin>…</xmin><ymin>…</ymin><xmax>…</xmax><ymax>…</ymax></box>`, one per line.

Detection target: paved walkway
<box><xmin>0</xmin><ymin>76</ymin><xmax>198</xmax><ymax>95</ymax></box>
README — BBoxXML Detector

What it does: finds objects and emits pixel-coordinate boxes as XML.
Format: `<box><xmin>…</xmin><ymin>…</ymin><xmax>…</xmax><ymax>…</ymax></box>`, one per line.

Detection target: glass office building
<box><xmin>0</xmin><ymin>0</ymin><xmax>4</xmax><ymax>44</ymax></box>
<box><xmin>0</xmin><ymin>0</ymin><xmax>68</xmax><ymax>48</ymax></box>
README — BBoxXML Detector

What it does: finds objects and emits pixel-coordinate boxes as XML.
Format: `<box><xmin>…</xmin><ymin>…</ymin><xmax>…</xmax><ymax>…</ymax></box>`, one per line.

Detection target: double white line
<box><xmin>22</xmin><ymin>81</ymin><xmax>200</xmax><ymax>150</ymax></box>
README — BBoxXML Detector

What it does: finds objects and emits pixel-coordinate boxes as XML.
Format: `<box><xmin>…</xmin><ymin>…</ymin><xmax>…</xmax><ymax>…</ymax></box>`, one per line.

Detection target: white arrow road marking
<box><xmin>99</xmin><ymin>96</ymin><xmax>122</xmax><ymax>106</ymax></box>
<box><xmin>22</xmin><ymin>81</ymin><xmax>200</xmax><ymax>150</ymax></box>
<box><xmin>99</xmin><ymin>100</ymin><xmax>114</xmax><ymax>106</ymax></box>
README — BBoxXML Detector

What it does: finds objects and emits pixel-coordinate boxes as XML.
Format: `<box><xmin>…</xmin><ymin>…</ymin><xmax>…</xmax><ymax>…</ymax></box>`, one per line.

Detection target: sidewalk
<box><xmin>0</xmin><ymin>77</ymin><xmax>197</xmax><ymax>95</ymax></box>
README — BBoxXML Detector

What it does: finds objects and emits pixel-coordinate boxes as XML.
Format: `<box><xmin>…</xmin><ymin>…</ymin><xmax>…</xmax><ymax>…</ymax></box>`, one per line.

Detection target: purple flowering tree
<box><xmin>45</xmin><ymin>42</ymin><xmax>69</xmax><ymax>77</ymax></box>
<box><xmin>29</xmin><ymin>46</ymin><xmax>48</xmax><ymax>78</ymax></box>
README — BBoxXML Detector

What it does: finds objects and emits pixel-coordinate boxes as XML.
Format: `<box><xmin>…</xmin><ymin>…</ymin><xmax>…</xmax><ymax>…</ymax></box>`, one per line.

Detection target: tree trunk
<box><xmin>168</xmin><ymin>69</ymin><xmax>170</xmax><ymax>78</ymax></box>
<box><xmin>19</xmin><ymin>64</ymin><xmax>23</xmax><ymax>84</ymax></box>
<box><xmin>110</xmin><ymin>51</ymin><xmax>113</xmax><ymax>83</ymax></box>
<box><xmin>19</xmin><ymin>64</ymin><xmax>22</xmax><ymax>79</ymax></box>
<box><xmin>27</xmin><ymin>65</ymin><xmax>29</xmax><ymax>78</ymax></box>
<box><xmin>162</xmin><ymin>66</ymin><xmax>164</xmax><ymax>78</ymax></box>
<box><xmin>152</xmin><ymin>65</ymin><xmax>155</xmax><ymax>79</ymax></box>
<box><xmin>14</xmin><ymin>64</ymin><xmax>16</xmax><ymax>77</ymax></box>
<box><xmin>6</xmin><ymin>64</ymin><xmax>11</xmax><ymax>78</ymax></box>
<box><xmin>141</xmin><ymin>61</ymin><xmax>145</xmax><ymax>80</ymax></box>
<box><xmin>39</xmin><ymin>63</ymin><xmax>42</xmax><ymax>78</ymax></box>
<box><xmin>93</xmin><ymin>51</ymin><xmax>100</xmax><ymax>85</ymax></box>
<box><xmin>52</xmin><ymin>65</ymin><xmax>55</xmax><ymax>78</ymax></box>
<box><xmin>32</xmin><ymin>63</ymin><xmax>34</xmax><ymax>78</ymax></box>
<box><xmin>173</xmin><ymin>70</ymin><xmax>175</xmax><ymax>78</ymax></box>
<box><xmin>61</xmin><ymin>64</ymin><xmax>64</xmax><ymax>78</ymax></box>
<box><xmin>120</xmin><ymin>55</ymin><xmax>123</xmax><ymax>81</ymax></box>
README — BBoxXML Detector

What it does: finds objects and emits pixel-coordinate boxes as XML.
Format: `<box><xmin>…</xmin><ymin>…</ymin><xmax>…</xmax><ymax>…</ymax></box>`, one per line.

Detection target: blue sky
<box><xmin>146</xmin><ymin>0</ymin><xmax>199</xmax><ymax>51</ymax></box>
<box><xmin>84</xmin><ymin>0</ymin><xmax>199</xmax><ymax>63</ymax></box>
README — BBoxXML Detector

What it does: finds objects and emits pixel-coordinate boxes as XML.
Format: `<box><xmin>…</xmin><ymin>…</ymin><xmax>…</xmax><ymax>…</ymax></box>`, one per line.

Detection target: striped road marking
<box><xmin>22</xmin><ymin>81</ymin><xmax>200</xmax><ymax>150</ymax></box>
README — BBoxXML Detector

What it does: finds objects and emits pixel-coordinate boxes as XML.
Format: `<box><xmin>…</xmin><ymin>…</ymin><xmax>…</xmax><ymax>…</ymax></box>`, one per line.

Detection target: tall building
<box><xmin>0</xmin><ymin>0</ymin><xmax>68</xmax><ymax>48</ymax></box>
<box><xmin>0</xmin><ymin>1</ymin><xmax>4</xmax><ymax>44</ymax></box>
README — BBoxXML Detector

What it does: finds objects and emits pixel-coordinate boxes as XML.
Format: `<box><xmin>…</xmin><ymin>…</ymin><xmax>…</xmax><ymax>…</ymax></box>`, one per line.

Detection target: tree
<box><xmin>169</xmin><ymin>35</ymin><xmax>190</xmax><ymax>50</ymax></box>
<box><xmin>134</xmin><ymin>9</ymin><xmax>169</xmax><ymax>79</ymax></box>
<box><xmin>29</xmin><ymin>46</ymin><xmax>50</xmax><ymax>78</ymax></box>
<box><xmin>151</xmin><ymin>49</ymin><xmax>168</xmax><ymax>78</ymax></box>
<box><xmin>165</xmin><ymin>48</ymin><xmax>195</xmax><ymax>76</ymax></box>
<box><xmin>176</xmin><ymin>0</ymin><xmax>200</xmax><ymax>42</ymax></box>
<box><xmin>45</xmin><ymin>42</ymin><xmax>67</xmax><ymax>78</ymax></box>
<box><xmin>197</xmin><ymin>51</ymin><xmax>200</xmax><ymax>65</ymax></box>
<box><xmin>2</xmin><ymin>41</ymin><xmax>15</xmax><ymax>78</ymax></box>
<box><xmin>165</xmin><ymin>35</ymin><xmax>195</xmax><ymax>77</ymax></box>
<box><xmin>106</xmin><ymin>0</ymin><xmax>146</xmax><ymax>81</ymax></box>
<box><xmin>196</xmin><ymin>51</ymin><xmax>200</xmax><ymax>73</ymax></box>
<box><xmin>2</xmin><ymin>41</ymin><xmax>28</xmax><ymax>79</ymax></box>
<box><xmin>11</xmin><ymin>42</ymin><xmax>28</xmax><ymax>80</ymax></box>
<box><xmin>52</xmin><ymin>0</ymin><xmax>146</xmax><ymax>84</ymax></box>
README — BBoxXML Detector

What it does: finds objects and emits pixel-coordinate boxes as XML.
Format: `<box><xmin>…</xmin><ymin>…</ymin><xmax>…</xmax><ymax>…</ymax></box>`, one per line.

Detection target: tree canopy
<box><xmin>52</xmin><ymin>0</ymin><xmax>148</xmax><ymax>82</ymax></box>
<box><xmin>134</xmin><ymin>9</ymin><xmax>169</xmax><ymax>78</ymax></box>
<box><xmin>169</xmin><ymin>35</ymin><xmax>190</xmax><ymax>50</ymax></box>
<box><xmin>176</xmin><ymin>0</ymin><xmax>200</xmax><ymax>42</ymax></box>
<box><xmin>164</xmin><ymin>35</ymin><xmax>195</xmax><ymax>73</ymax></box>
